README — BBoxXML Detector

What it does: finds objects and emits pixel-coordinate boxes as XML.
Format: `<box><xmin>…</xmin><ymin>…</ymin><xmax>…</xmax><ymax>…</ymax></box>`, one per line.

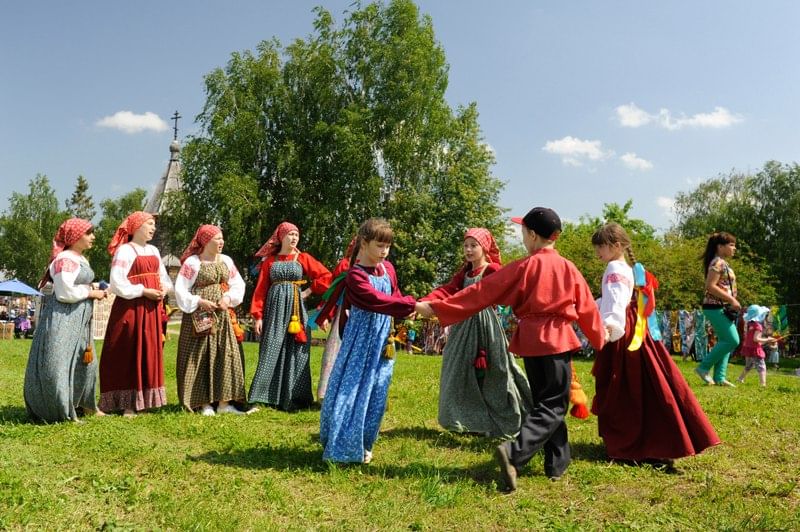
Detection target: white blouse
<box><xmin>174</xmin><ymin>254</ymin><xmax>244</xmax><ymax>314</ymax></box>
<box><xmin>49</xmin><ymin>251</ymin><xmax>91</xmax><ymax>303</ymax></box>
<box><xmin>597</xmin><ymin>259</ymin><xmax>634</xmax><ymax>342</ymax></box>
<box><xmin>109</xmin><ymin>243</ymin><xmax>174</xmax><ymax>300</ymax></box>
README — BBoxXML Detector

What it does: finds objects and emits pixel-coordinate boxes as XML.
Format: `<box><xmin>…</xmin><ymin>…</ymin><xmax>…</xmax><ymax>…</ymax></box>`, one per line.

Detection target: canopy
<box><xmin>0</xmin><ymin>279</ymin><xmax>42</xmax><ymax>296</ymax></box>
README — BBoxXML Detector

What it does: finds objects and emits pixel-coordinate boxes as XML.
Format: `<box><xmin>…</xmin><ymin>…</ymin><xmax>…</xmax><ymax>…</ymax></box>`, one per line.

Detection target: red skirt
<box><xmin>591</xmin><ymin>300</ymin><xmax>721</xmax><ymax>460</ymax></box>
<box><xmin>99</xmin><ymin>255</ymin><xmax>166</xmax><ymax>412</ymax></box>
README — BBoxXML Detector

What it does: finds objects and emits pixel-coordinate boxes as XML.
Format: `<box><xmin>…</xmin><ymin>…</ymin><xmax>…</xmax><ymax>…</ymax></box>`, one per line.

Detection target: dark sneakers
<box><xmin>495</xmin><ymin>443</ymin><xmax>518</xmax><ymax>492</ymax></box>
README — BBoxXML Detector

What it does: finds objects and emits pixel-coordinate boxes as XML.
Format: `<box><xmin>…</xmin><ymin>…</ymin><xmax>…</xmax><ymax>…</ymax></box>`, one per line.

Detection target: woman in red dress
<box><xmin>99</xmin><ymin>211</ymin><xmax>173</xmax><ymax>417</ymax></box>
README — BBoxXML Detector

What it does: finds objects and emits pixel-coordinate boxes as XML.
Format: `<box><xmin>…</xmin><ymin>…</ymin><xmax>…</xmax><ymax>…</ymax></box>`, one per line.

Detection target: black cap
<box><xmin>511</xmin><ymin>207</ymin><xmax>562</xmax><ymax>240</ymax></box>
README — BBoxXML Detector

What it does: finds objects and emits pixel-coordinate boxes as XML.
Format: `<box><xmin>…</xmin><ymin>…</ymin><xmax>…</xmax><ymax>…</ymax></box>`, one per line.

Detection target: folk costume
<box><xmin>429</xmin><ymin>246</ymin><xmax>605</xmax><ymax>479</ymax></box>
<box><xmin>592</xmin><ymin>260</ymin><xmax>721</xmax><ymax>462</ymax></box>
<box><xmin>249</xmin><ymin>222</ymin><xmax>332</xmax><ymax>410</ymax></box>
<box><xmin>315</xmin><ymin>253</ymin><xmax>353</xmax><ymax>400</ymax></box>
<box><xmin>24</xmin><ymin>218</ymin><xmax>99</xmax><ymax>422</ymax></box>
<box><xmin>174</xmin><ymin>225</ymin><xmax>246</xmax><ymax>411</ymax></box>
<box><xmin>320</xmin><ymin>261</ymin><xmax>416</xmax><ymax>462</ymax></box>
<box><xmin>99</xmin><ymin>212</ymin><xmax>173</xmax><ymax>413</ymax></box>
<box><xmin>422</xmin><ymin>228</ymin><xmax>532</xmax><ymax>437</ymax></box>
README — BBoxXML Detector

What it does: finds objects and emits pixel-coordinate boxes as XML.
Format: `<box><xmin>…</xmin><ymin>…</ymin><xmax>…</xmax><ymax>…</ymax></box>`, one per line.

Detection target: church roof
<box><xmin>145</xmin><ymin>140</ymin><xmax>182</xmax><ymax>215</ymax></box>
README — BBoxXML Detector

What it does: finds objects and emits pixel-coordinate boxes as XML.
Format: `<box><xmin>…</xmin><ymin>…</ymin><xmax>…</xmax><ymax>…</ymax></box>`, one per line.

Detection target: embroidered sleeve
<box><xmin>598</xmin><ymin>261</ymin><xmax>634</xmax><ymax>342</ymax></box>
<box><xmin>51</xmin><ymin>254</ymin><xmax>90</xmax><ymax>303</ymax></box>
<box><xmin>222</xmin><ymin>255</ymin><xmax>245</xmax><ymax>308</ymax></box>
<box><xmin>174</xmin><ymin>255</ymin><xmax>201</xmax><ymax>313</ymax></box>
<box><xmin>110</xmin><ymin>245</ymin><xmax>144</xmax><ymax>299</ymax></box>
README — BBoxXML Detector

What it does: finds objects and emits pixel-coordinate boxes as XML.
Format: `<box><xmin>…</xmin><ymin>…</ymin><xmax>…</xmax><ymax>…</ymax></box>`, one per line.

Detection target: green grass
<box><xmin>1</xmin><ymin>337</ymin><xmax>799</xmax><ymax>530</ymax></box>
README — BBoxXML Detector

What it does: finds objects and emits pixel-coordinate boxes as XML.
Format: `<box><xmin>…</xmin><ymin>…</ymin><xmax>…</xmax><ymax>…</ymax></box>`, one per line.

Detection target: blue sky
<box><xmin>2</xmin><ymin>1</ymin><xmax>799</xmax><ymax>232</ymax></box>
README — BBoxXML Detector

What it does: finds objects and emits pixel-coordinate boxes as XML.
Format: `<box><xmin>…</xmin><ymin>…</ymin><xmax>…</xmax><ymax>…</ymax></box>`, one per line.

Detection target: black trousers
<box><xmin>508</xmin><ymin>351</ymin><xmax>573</xmax><ymax>478</ymax></box>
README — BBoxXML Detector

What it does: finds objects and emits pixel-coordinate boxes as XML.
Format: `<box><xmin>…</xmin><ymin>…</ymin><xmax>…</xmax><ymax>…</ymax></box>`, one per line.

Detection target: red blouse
<box><xmin>430</xmin><ymin>248</ymin><xmax>605</xmax><ymax>357</ymax></box>
<box><xmin>250</xmin><ymin>252</ymin><xmax>332</xmax><ymax>320</ymax></box>
<box><xmin>421</xmin><ymin>262</ymin><xmax>501</xmax><ymax>301</ymax></box>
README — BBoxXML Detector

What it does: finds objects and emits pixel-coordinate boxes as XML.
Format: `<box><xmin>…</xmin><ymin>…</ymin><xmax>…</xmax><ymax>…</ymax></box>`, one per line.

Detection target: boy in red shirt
<box><xmin>417</xmin><ymin>207</ymin><xmax>605</xmax><ymax>491</ymax></box>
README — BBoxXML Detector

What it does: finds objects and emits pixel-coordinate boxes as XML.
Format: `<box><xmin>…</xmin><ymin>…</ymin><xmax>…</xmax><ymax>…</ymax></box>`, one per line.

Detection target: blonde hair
<box><xmin>591</xmin><ymin>222</ymin><xmax>636</xmax><ymax>264</ymax></box>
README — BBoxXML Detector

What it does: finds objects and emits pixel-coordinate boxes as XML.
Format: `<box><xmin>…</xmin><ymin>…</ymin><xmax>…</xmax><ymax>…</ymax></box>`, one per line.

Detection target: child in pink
<box><xmin>737</xmin><ymin>305</ymin><xmax>776</xmax><ymax>387</ymax></box>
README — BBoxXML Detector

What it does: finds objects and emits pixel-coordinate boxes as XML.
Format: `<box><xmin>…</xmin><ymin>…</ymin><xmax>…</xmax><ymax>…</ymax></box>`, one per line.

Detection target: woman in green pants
<box><xmin>696</xmin><ymin>232</ymin><xmax>741</xmax><ymax>387</ymax></box>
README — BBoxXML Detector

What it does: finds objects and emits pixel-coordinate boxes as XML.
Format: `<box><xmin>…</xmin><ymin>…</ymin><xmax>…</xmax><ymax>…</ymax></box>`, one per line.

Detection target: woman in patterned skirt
<box><xmin>249</xmin><ymin>222</ymin><xmax>332</xmax><ymax>410</ymax></box>
<box><xmin>24</xmin><ymin>218</ymin><xmax>109</xmax><ymax>422</ymax></box>
<box><xmin>175</xmin><ymin>225</ymin><xmax>247</xmax><ymax>415</ymax></box>
<box><xmin>421</xmin><ymin>228</ymin><xmax>532</xmax><ymax>437</ymax></box>
<box><xmin>99</xmin><ymin>212</ymin><xmax>173</xmax><ymax>417</ymax></box>
<box><xmin>320</xmin><ymin>218</ymin><xmax>419</xmax><ymax>463</ymax></box>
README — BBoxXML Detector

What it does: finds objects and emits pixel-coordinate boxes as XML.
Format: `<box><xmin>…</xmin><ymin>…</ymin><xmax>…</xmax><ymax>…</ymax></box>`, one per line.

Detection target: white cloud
<box><xmin>656</xmin><ymin>196</ymin><xmax>675</xmax><ymax>217</ymax></box>
<box><xmin>620</xmin><ymin>152</ymin><xmax>653</xmax><ymax>171</ymax></box>
<box><xmin>615</xmin><ymin>103</ymin><xmax>743</xmax><ymax>130</ymax></box>
<box><xmin>96</xmin><ymin>111</ymin><xmax>168</xmax><ymax>134</ymax></box>
<box><xmin>542</xmin><ymin>136</ymin><xmax>612</xmax><ymax>166</ymax></box>
<box><xmin>615</xmin><ymin>103</ymin><xmax>652</xmax><ymax>128</ymax></box>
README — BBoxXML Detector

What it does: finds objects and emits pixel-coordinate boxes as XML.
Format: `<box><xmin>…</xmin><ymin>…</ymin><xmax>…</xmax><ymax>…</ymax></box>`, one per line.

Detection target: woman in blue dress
<box><xmin>320</xmin><ymin>218</ymin><xmax>420</xmax><ymax>463</ymax></box>
<box><xmin>24</xmin><ymin>218</ymin><xmax>109</xmax><ymax>422</ymax></box>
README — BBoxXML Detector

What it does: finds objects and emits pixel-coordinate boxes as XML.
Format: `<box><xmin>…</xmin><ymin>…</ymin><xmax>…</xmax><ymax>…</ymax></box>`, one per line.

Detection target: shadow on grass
<box><xmin>0</xmin><ymin>405</ymin><xmax>29</xmax><ymax>424</ymax></box>
<box><xmin>379</xmin><ymin>426</ymin><xmax>497</xmax><ymax>453</ymax></box>
<box><xmin>570</xmin><ymin>441</ymin><xmax>609</xmax><ymax>463</ymax></box>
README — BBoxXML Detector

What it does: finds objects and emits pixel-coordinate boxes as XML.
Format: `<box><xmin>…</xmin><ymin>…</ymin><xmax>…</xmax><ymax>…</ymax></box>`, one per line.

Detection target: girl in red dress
<box><xmin>99</xmin><ymin>211</ymin><xmax>173</xmax><ymax>417</ymax></box>
<box><xmin>591</xmin><ymin>223</ymin><xmax>720</xmax><ymax>468</ymax></box>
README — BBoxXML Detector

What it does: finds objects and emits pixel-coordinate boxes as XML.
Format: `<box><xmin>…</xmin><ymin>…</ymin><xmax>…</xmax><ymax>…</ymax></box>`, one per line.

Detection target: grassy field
<box><xmin>1</xmin><ymin>337</ymin><xmax>799</xmax><ymax>530</ymax></box>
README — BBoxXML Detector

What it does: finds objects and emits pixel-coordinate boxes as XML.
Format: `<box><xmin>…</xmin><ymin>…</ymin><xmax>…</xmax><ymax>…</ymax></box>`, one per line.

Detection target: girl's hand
<box><xmin>217</xmin><ymin>296</ymin><xmax>230</xmax><ymax>311</ymax></box>
<box><xmin>89</xmin><ymin>289</ymin><xmax>107</xmax><ymax>300</ymax></box>
<box><xmin>604</xmin><ymin>326</ymin><xmax>612</xmax><ymax>343</ymax></box>
<box><xmin>198</xmin><ymin>299</ymin><xmax>218</xmax><ymax>311</ymax></box>
<box><xmin>729</xmin><ymin>298</ymin><xmax>742</xmax><ymax>310</ymax></box>
<box><xmin>319</xmin><ymin>319</ymin><xmax>329</xmax><ymax>332</ymax></box>
<box><xmin>254</xmin><ymin>319</ymin><xmax>263</xmax><ymax>336</ymax></box>
<box><xmin>143</xmin><ymin>288</ymin><xmax>164</xmax><ymax>301</ymax></box>
<box><xmin>301</xmin><ymin>288</ymin><xmax>312</xmax><ymax>300</ymax></box>
<box><xmin>415</xmin><ymin>302</ymin><xmax>434</xmax><ymax>319</ymax></box>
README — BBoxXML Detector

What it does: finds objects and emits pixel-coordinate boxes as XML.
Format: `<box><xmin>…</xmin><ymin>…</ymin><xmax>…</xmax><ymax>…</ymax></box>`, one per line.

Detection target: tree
<box><xmin>84</xmin><ymin>189</ymin><xmax>147</xmax><ymax>282</ymax></box>
<box><xmin>65</xmin><ymin>175</ymin><xmax>96</xmax><ymax>221</ymax></box>
<box><xmin>0</xmin><ymin>175</ymin><xmax>67</xmax><ymax>285</ymax></box>
<box><xmin>172</xmin><ymin>0</ymin><xmax>506</xmax><ymax>299</ymax></box>
<box><xmin>674</xmin><ymin>161</ymin><xmax>797</xmax><ymax>313</ymax></box>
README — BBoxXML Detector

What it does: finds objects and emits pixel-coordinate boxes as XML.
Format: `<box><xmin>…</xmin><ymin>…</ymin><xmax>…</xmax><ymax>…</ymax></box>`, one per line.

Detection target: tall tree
<box><xmin>65</xmin><ymin>175</ymin><xmax>96</xmax><ymax>221</ymax></box>
<box><xmin>0</xmin><ymin>175</ymin><xmax>66</xmax><ymax>285</ymax></box>
<box><xmin>173</xmin><ymin>0</ymin><xmax>506</xmax><ymax>299</ymax></box>
<box><xmin>84</xmin><ymin>189</ymin><xmax>147</xmax><ymax>282</ymax></box>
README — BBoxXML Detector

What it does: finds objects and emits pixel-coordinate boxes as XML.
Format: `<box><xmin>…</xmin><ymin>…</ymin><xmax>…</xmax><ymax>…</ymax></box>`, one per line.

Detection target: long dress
<box><xmin>23</xmin><ymin>254</ymin><xmax>98</xmax><ymax>422</ymax></box>
<box><xmin>249</xmin><ymin>261</ymin><xmax>313</xmax><ymax>409</ymax></box>
<box><xmin>434</xmin><ymin>270</ymin><xmax>533</xmax><ymax>437</ymax></box>
<box><xmin>99</xmin><ymin>243</ymin><xmax>172</xmax><ymax>412</ymax></box>
<box><xmin>592</xmin><ymin>293</ymin><xmax>722</xmax><ymax>461</ymax></box>
<box><xmin>320</xmin><ymin>262</ymin><xmax>416</xmax><ymax>462</ymax></box>
<box><xmin>175</xmin><ymin>255</ymin><xmax>246</xmax><ymax>410</ymax></box>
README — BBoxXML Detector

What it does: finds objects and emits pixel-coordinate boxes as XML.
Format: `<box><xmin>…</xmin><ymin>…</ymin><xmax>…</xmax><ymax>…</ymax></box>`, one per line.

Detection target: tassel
<box><xmin>287</xmin><ymin>315</ymin><xmax>302</xmax><ymax>334</ymax></box>
<box><xmin>569</xmin><ymin>361</ymin><xmax>590</xmax><ymax>419</ymax></box>
<box><xmin>83</xmin><ymin>344</ymin><xmax>93</xmax><ymax>364</ymax></box>
<box><xmin>474</xmin><ymin>349</ymin><xmax>488</xmax><ymax>369</ymax></box>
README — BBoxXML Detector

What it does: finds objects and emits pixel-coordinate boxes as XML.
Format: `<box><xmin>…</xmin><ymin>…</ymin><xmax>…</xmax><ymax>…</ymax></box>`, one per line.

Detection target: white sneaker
<box><xmin>363</xmin><ymin>450</ymin><xmax>373</xmax><ymax>464</ymax></box>
<box><xmin>200</xmin><ymin>405</ymin><xmax>216</xmax><ymax>416</ymax></box>
<box><xmin>216</xmin><ymin>404</ymin><xmax>245</xmax><ymax>415</ymax></box>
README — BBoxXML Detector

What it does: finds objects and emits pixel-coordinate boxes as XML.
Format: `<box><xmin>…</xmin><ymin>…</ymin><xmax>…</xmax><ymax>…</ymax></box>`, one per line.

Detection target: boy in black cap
<box><xmin>417</xmin><ymin>207</ymin><xmax>605</xmax><ymax>491</ymax></box>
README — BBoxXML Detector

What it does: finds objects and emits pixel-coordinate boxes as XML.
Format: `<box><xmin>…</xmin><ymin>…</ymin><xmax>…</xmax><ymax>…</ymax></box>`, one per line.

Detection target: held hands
<box><xmin>142</xmin><ymin>288</ymin><xmax>164</xmax><ymax>301</ymax></box>
<box><xmin>89</xmin><ymin>289</ymin><xmax>108</xmax><ymax>300</ymax></box>
<box><xmin>415</xmin><ymin>301</ymin><xmax>435</xmax><ymax>319</ymax></box>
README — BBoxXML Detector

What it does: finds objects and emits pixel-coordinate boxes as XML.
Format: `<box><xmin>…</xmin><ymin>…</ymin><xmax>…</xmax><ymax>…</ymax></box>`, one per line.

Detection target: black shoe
<box><xmin>495</xmin><ymin>443</ymin><xmax>517</xmax><ymax>492</ymax></box>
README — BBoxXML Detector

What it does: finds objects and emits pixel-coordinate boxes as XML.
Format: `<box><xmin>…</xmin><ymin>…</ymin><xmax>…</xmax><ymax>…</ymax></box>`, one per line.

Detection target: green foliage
<box><xmin>0</xmin><ymin>175</ymin><xmax>67</xmax><ymax>285</ymax></box>
<box><xmin>169</xmin><ymin>0</ymin><xmax>506</xmax><ymax>298</ymax></box>
<box><xmin>84</xmin><ymin>189</ymin><xmax>147</xmax><ymax>282</ymax></box>
<box><xmin>674</xmin><ymin>161</ymin><xmax>796</xmax><ymax>309</ymax></box>
<box><xmin>65</xmin><ymin>175</ymin><xmax>96</xmax><ymax>221</ymax></box>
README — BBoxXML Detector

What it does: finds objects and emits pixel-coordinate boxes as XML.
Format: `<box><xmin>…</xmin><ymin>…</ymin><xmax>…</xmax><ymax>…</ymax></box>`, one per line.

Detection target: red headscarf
<box><xmin>107</xmin><ymin>211</ymin><xmax>154</xmax><ymax>256</ymax></box>
<box><xmin>465</xmin><ymin>227</ymin><xmax>501</xmax><ymax>264</ymax></box>
<box><xmin>254</xmin><ymin>222</ymin><xmax>300</xmax><ymax>258</ymax></box>
<box><xmin>50</xmin><ymin>218</ymin><xmax>93</xmax><ymax>261</ymax></box>
<box><xmin>180</xmin><ymin>225</ymin><xmax>222</xmax><ymax>263</ymax></box>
